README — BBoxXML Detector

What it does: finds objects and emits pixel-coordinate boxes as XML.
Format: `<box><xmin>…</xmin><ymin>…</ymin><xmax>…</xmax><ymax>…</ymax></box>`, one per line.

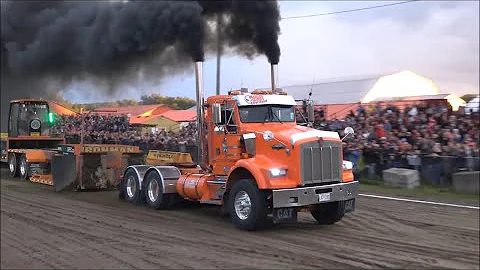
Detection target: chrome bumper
<box><xmin>272</xmin><ymin>181</ymin><xmax>359</xmax><ymax>208</ymax></box>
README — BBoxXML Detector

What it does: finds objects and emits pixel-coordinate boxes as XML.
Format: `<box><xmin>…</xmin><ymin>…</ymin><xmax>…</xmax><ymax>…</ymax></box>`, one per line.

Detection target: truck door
<box><xmin>209</xmin><ymin>101</ymin><xmax>242</xmax><ymax>175</ymax></box>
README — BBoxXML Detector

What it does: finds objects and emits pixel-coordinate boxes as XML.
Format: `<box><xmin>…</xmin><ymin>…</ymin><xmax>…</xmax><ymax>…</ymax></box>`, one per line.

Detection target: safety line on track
<box><xmin>358</xmin><ymin>193</ymin><xmax>480</xmax><ymax>210</ymax></box>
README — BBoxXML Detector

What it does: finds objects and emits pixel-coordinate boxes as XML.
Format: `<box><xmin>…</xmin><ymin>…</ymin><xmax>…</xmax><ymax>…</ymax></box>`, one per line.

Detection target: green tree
<box><xmin>140</xmin><ymin>94</ymin><xmax>195</xmax><ymax>109</ymax></box>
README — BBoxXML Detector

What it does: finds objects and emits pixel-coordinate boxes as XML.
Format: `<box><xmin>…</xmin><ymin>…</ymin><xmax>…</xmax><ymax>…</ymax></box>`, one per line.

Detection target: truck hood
<box><xmin>244</xmin><ymin>123</ymin><xmax>341</xmax><ymax>147</ymax></box>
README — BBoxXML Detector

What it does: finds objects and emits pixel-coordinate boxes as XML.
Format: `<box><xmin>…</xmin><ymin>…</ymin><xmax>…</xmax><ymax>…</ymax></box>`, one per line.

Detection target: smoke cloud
<box><xmin>200</xmin><ymin>1</ymin><xmax>281</xmax><ymax>64</ymax></box>
<box><xmin>0</xmin><ymin>0</ymin><xmax>281</xmax><ymax>131</ymax></box>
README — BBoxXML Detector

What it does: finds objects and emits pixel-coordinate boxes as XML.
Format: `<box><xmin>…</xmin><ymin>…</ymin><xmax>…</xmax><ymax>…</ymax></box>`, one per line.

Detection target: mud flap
<box><xmin>52</xmin><ymin>154</ymin><xmax>77</xmax><ymax>192</ymax></box>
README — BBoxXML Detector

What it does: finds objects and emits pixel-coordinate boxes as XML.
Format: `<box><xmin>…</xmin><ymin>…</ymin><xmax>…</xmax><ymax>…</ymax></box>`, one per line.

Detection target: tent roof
<box><xmin>161</xmin><ymin>110</ymin><xmax>197</xmax><ymax>122</ymax></box>
<box><xmin>94</xmin><ymin>104</ymin><xmax>171</xmax><ymax>117</ymax></box>
<box><xmin>281</xmin><ymin>74</ymin><xmax>385</xmax><ymax>105</ymax></box>
<box><xmin>281</xmin><ymin>70</ymin><xmax>440</xmax><ymax>105</ymax></box>
<box><xmin>370</xmin><ymin>94</ymin><xmax>451</xmax><ymax>102</ymax></box>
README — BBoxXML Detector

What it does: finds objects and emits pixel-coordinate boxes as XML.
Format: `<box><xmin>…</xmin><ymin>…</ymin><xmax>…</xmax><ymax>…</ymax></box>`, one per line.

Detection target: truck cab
<box><xmin>205</xmin><ymin>90</ymin><xmax>357</xmax><ymax>227</ymax></box>
<box><xmin>4</xmin><ymin>99</ymin><xmax>65</xmax><ymax>179</ymax></box>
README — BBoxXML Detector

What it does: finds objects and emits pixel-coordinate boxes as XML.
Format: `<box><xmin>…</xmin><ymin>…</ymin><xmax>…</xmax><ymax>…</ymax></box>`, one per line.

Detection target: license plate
<box><xmin>318</xmin><ymin>193</ymin><xmax>331</xmax><ymax>202</ymax></box>
<box><xmin>344</xmin><ymin>199</ymin><xmax>355</xmax><ymax>213</ymax></box>
<box><xmin>273</xmin><ymin>207</ymin><xmax>297</xmax><ymax>224</ymax></box>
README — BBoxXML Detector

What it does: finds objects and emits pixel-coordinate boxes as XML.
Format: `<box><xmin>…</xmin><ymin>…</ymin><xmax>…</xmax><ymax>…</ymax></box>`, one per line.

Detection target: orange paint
<box><xmin>176</xmin><ymin>174</ymin><xmax>214</xmax><ymax>201</ymax></box>
<box><xmin>198</xmin><ymin>94</ymin><xmax>349</xmax><ymax>194</ymax></box>
<box><xmin>25</xmin><ymin>150</ymin><xmax>53</xmax><ymax>163</ymax></box>
<box><xmin>342</xmin><ymin>170</ymin><xmax>354</xmax><ymax>182</ymax></box>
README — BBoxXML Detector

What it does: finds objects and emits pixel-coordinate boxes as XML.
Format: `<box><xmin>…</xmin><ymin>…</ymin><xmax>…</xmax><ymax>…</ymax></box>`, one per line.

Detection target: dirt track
<box><xmin>1</xmin><ymin>169</ymin><xmax>479</xmax><ymax>269</ymax></box>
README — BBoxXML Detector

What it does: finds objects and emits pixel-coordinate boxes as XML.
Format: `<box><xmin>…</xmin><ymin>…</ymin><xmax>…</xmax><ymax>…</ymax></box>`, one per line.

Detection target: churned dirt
<box><xmin>1</xmin><ymin>168</ymin><xmax>479</xmax><ymax>269</ymax></box>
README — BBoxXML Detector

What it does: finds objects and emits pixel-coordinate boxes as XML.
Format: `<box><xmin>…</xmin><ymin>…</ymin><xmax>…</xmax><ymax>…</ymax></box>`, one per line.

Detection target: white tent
<box><xmin>464</xmin><ymin>96</ymin><xmax>480</xmax><ymax>115</ymax></box>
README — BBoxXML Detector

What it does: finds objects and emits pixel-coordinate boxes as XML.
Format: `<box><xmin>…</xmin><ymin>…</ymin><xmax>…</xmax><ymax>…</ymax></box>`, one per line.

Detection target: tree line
<box><xmin>55</xmin><ymin>93</ymin><xmax>196</xmax><ymax>112</ymax></box>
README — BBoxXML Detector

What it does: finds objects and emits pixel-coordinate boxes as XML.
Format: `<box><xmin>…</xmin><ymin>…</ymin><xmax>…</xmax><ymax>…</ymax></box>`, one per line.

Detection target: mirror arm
<box><xmin>341</xmin><ymin>133</ymin><xmax>353</xmax><ymax>141</ymax></box>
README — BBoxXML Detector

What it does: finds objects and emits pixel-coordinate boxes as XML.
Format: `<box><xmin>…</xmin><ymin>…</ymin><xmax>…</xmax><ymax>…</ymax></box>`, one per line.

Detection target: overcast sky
<box><xmin>63</xmin><ymin>0</ymin><xmax>480</xmax><ymax>103</ymax></box>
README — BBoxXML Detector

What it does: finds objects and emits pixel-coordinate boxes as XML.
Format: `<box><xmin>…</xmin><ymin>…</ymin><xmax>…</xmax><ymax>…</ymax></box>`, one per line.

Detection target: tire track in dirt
<box><xmin>1</xmin><ymin>177</ymin><xmax>479</xmax><ymax>269</ymax></box>
<box><xmin>2</xmin><ymin>192</ymin><xmax>347</xmax><ymax>269</ymax></box>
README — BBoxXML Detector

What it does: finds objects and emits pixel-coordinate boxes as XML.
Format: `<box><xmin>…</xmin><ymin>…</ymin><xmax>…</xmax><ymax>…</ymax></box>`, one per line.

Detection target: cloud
<box><xmin>274</xmin><ymin>0</ymin><xmax>479</xmax><ymax>95</ymax></box>
<box><xmin>64</xmin><ymin>0</ymin><xmax>479</xmax><ymax>102</ymax></box>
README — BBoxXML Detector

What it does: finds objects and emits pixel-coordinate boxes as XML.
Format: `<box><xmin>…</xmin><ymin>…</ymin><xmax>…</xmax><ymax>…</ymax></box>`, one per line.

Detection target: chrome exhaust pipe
<box><xmin>271</xmin><ymin>64</ymin><xmax>279</xmax><ymax>93</ymax></box>
<box><xmin>194</xmin><ymin>61</ymin><xmax>205</xmax><ymax>169</ymax></box>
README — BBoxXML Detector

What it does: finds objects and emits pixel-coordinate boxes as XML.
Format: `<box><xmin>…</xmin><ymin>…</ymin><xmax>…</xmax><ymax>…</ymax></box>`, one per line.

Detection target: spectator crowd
<box><xmin>52</xmin><ymin>113</ymin><xmax>198</xmax><ymax>154</ymax></box>
<box><xmin>53</xmin><ymin>101</ymin><xmax>479</xmax><ymax>186</ymax></box>
<box><xmin>320</xmin><ymin>102</ymin><xmax>480</xmax><ymax>185</ymax></box>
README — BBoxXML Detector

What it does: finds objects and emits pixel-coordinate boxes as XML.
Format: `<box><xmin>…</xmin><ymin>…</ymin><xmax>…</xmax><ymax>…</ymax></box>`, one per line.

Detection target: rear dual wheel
<box><xmin>121</xmin><ymin>169</ymin><xmax>170</xmax><ymax>209</ymax></box>
<box><xmin>19</xmin><ymin>155</ymin><xmax>29</xmax><ymax>180</ymax></box>
<box><xmin>8</xmin><ymin>154</ymin><xmax>18</xmax><ymax>178</ymax></box>
<box><xmin>143</xmin><ymin>171</ymin><xmax>171</xmax><ymax>210</ymax></box>
<box><xmin>8</xmin><ymin>154</ymin><xmax>29</xmax><ymax>180</ymax></box>
<box><xmin>122</xmin><ymin>169</ymin><xmax>143</xmax><ymax>204</ymax></box>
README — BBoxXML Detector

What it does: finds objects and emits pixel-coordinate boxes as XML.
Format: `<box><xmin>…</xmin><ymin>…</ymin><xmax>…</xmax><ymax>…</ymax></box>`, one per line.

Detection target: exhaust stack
<box><xmin>194</xmin><ymin>61</ymin><xmax>205</xmax><ymax>169</ymax></box>
<box><xmin>271</xmin><ymin>64</ymin><xmax>279</xmax><ymax>93</ymax></box>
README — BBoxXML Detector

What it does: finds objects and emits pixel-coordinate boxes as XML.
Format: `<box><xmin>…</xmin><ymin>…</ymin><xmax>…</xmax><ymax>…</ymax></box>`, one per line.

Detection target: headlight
<box><xmin>263</xmin><ymin>131</ymin><xmax>274</xmax><ymax>141</ymax></box>
<box><xmin>342</xmin><ymin>160</ymin><xmax>353</xmax><ymax>170</ymax></box>
<box><xmin>270</xmin><ymin>168</ymin><xmax>287</xmax><ymax>177</ymax></box>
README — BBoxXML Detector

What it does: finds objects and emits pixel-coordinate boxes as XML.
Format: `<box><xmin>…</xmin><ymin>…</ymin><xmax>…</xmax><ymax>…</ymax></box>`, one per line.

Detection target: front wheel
<box><xmin>144</xmin><ymin>171</ymin><xmax>171</xmax><ymax>210</ymax></box>
<box><xmin>228</xmin><ymin>179</ymin><xmax>268</xmax><ymax>231</ymax></box>
<box><xmin>310</xmin><ymin>201</ymin><xmax>345</xmax><ymax>225</ymax></box>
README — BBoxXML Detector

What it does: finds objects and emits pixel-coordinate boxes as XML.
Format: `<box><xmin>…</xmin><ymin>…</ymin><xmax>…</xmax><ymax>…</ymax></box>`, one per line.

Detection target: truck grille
<box><xmin>300</xmin><ymin>140</ymin><xmax>342</xmax><ymax>185</ymax></box>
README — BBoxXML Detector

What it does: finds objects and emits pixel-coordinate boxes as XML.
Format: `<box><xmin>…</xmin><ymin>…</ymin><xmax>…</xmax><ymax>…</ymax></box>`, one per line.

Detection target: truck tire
<box><xmin>228</xmin><ymin>179</ymin><xmax>268</xmax><ymax>231</ymax></box>
<box><xmin>144</xmin><ymin>170</ymin><xmax>171</xmax><ymax>210</ymax></box>
<box><xmin>122</xmin><ymin>169</ymin><xmax>142</xmax><ymax>204</ymax></box>
<box><xmin>19</xmin><ymin>154</ymin><xmax>29</xmax><ymax>180</ymax></box>
<box><xmin>310</xmin><ymin>201</ymin><xmax>345</xmax><ymax>225</ymax></box>
<box><xmin>8</xmin><ymin>154</ymin><xmax>19</xmax><ymax>178</ymax></box>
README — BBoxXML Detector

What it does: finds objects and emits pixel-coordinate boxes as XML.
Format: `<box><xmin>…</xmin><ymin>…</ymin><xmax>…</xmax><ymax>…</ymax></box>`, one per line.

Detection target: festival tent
<box><xmin>464</xmin><ymin>95</ymin><xmax>480</xmax><ymax>115</ymax></box>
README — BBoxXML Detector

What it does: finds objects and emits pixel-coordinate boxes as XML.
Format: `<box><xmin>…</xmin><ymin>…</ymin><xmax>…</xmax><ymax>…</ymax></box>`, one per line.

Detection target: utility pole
<box><xmin>216</xmin><ymin>14</ymin><xmax>222</xmax><ymax>95</ymax></box>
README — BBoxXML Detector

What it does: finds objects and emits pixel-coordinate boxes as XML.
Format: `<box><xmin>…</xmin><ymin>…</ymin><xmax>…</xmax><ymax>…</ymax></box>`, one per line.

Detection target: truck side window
<box><xmin>9</xmin><ymin>103</ymin><xmax>19</xmax><ymax>137</ymax></box>
<box><xmin>221</xmin><ymin>104</ymin><xmax>237</xmax><ymax>133</ymax></box>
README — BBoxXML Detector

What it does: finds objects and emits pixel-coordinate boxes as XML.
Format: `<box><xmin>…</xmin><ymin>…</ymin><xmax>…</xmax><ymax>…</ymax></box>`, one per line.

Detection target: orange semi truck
<box><xmin>120</xmin><ymin>62</ymin><xmax>358</xmax><ymax>230</ymax></box>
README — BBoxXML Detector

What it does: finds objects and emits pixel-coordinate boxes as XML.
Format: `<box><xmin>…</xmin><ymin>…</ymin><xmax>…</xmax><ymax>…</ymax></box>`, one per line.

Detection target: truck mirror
<box><xmin>212</xmin><ymin>103</ymin><xmax>222</xmax><ymax>124</ymax></box>
<box><xmin>342</xmin><ymin>126</ymin><xmax>355</xmax><ymax>141</ymax></box>
<box><xmin>307</xmin><ymin>100</ymin><xmax>314</xmax><ymax>123</ymax></box>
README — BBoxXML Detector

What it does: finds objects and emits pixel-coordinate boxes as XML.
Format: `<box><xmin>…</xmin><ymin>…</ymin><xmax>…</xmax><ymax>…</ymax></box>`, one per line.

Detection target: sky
<box><xmin>63</xmin><ymin>0</ymin><xmax>480</xmax><ymax>103</ymax></box>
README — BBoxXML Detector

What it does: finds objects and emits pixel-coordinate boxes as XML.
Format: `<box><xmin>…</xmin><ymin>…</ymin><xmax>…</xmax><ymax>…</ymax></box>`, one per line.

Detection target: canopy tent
<box><xmin>361</xmin><ymin>70</ymin><xmax>440</xmax><ymax>103</ymax></box>
<box><xmin>464</xmin><ymin>96</ymin><xmax>480</xmax><ymax>115</ymax></box>
<box><xmin>445</xmin><ymin>94</ymin><xmax>466</xmax><ymax>111</ymax></box>
<box><xmin>283</xmin><ymin>70</ymin><xmax>442</xmax><ymax>106</ymax></box>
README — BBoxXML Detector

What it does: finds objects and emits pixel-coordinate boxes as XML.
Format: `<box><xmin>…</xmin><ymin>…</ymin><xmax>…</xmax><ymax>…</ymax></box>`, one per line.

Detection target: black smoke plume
<box><xmin>200</xmin><ymin>1</ymin><xmax>281</xmax><ymax>64</ymax></box>
<box><xmin>0</xmin><ymin>0</ymin><xmax>281</xmax><ymax>131</ymax></box>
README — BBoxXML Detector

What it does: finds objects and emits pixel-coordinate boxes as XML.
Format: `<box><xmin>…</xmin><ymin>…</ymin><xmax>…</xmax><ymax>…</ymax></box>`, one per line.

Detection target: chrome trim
<box><xmin>272</xmin><ymin>181</ymin><xmax>359</xmax><ymax>208</ymax></box>
<box><xmin>125</xmin><ymin>165</ymin><xmax>151</xmax><ymax>190</ymax></box>
<box><xmin>271</xmin><ymin>64</ymin><xmax>279</xmax><ymax>92</ymax></box>
<box><xmin>207</xmin><ymin>180</ymin><xmax>227</xmax><ymax>185</ymax></box>
<box><xmin>290</xmin><ymin>130</ymin><xmax>340</xmax><ymax>146</ymax></box>
<box><xmin>147</xmin><ymin>166</ymin><xmax>181</xmax><ymax>194</ymax></box>
<box><xmin>300</xmin><ymin>140</ymin><xmax>342</xmax><ymax>185</ymax></box>
<box><xmin>195</xmin><ymin>61</ymin><xmax>205</xmax><ymax>169</ymax></box>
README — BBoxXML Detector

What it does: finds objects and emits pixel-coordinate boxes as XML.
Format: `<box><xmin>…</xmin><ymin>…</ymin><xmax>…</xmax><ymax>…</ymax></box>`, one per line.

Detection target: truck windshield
<box><xmin>17</xmin><ymin>102</ymin><xmax>50</xmax><ymax>135</ymax></box>
<box><xmin>239</xmin><ymin>105</ymin><xmax>295</xmax><ymax>123</ymax></box>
